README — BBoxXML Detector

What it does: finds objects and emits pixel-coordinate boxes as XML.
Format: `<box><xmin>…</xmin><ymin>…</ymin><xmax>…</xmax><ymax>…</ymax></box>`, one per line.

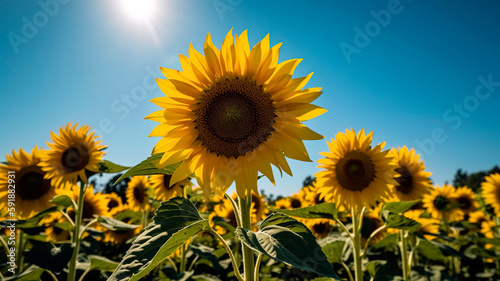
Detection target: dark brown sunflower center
<box><xmin>395</xmin><ymin>166</ymin><xmax>413</xmax><ymax>194</ymax></box>
<box><xmin>313</xmin><ymin>222</ymin><xmax>329</xmax><ymax>234</ymax></box>
<box><xmin>361</xmin><ymin>217</ymin><xmax>380</xmax><ymax>239</ymax></box>
<box><xmin>163</xmin><ymin>175</ymin><xmax>174</xmax><ymax>190</ymax></box>
<box><xmin>107</xmin><ymin>199</ymin><xmax>119</xmax><ymax>210</ymax></box>
<box><xmin>196</xmin><ymin>78</ymin><xmax>275</xmax><ymax>158</ymax></box>
<box><xmin>53</xmin><ymin>226</ymin><xmax>63</xmax><ymax>235</ymax></box>
<box><xmin>67</xmin><ymin>200</ymin><xmax>95</xmax><ymax>221</ymax></box>
<box><xmin>251</xmin><ymin>193</ymin><xmax>261</xmax><ymax>213</ymax></box>
<box><xmin>226</xmin><ymin>209</ymin><xmax>238</xmax><ymax>228</ymax></box>
<box><xmin>17</xmin><ymin>166</ymin><xmax>52</xmax><ymax>200</ymax></box>
<box><xmin>133</xmin><ymin>186</ymin><xmax>145</xmax><ymax>204</ymax></box>
<box><xmin>61</xmin><ymin>147</ymin><xmax>90</xmax><ymax>173</ymax></box>
<box><xmin>314</xmin><ymin>193</ymin><xmax>325</xmax><ymax>205</ymax></box>
<box><xmin>456</xmin><ymin>196</ymin><xmax>472</xmax><ymax>210</ymax></box>
<box><xmin>290</xmin><ymin>198</ymin><xmax>302</xmax><ymax>209</ymax></box>
<box><xmin>336</xmin><ymin>151</ymin><xmax>375</xmax><ymax>191</ymax></box>
<box><xmin>433</xmin><ymin>195</ymin><xmax>450</xmax><ymax>210</ymax></box>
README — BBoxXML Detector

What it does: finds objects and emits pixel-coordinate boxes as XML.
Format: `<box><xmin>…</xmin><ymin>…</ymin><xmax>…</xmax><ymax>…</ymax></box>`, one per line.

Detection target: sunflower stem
<box><xmin>179</xmin><ymin>186</ymin><xmax>187</xmax><ymax>273</ymax></box>
<box><xmin>351</xmin><ymin>207</ymin><xmax>363</xmax><ymax>281</ymax></box>
<box><xmin>361</xmin><ymin>224</ymin><xmax>386</xmax><ymax>258</ymax></box>
<box><xmin>399</xmin><ymin>230</ymin><xmax>410</xmax><ymax>281</ymax></box>
<box><xmin>340</xmin><ymin>260</ymin><xmax>354</xmax><ymax>281</ymax></box>
<box><xmin>68</xmin><ymin>182</ymin><xmax>87</xmax><ymax>281</ymax></box>
<box><xmin>208</xmin><ymin>228</ymin><xmax>244</xmax><ymax>281</ymax></box>
<box><xmin>15</xmin><ymin>229</ymin><xmax>25</xmax><ymax>273</ymax></box>
<box><xmin>254</xmin><ymin>253</ymin><xmax>263</xmax><ymax>281</ymax></box>
<box><xmin>240</xmin><ymin>194</ymin><xmax>255</xmax><ymax>281</ymax></box>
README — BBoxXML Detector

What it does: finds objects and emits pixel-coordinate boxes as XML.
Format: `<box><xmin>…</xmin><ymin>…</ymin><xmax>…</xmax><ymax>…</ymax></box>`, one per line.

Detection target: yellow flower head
<box><xmin>306</xmin><ymin>218</ymin><xmax>332</xmax><ymax>239</ymax></box>
<box><xmin>41</xmin><ymin>123</ymin><xmax>106</xmax><ymax>187</ymax></box>
<box><xmin>150</xmin><ymin>174</ymin><xmax>192</xmax><ymax>202</ymax></box>
<box><xmin>452</xmin><ymin>186</ymin><xmax>479</xmax><ymax>215</ymax></box>
<box><xmin>422</xmin><ymin>184</ymin><xmax>462</xmax><ymax>220</ymax></box>
<box><xmin>481</xmin><ymin>173</ymin><xmax>500</xmax><ymax>214</ymax></box>
<box><xmin>404</xmin><ymin>209</ymin><xmax>439</xmax><ymax>240</ymax></box>
<box><xmin>147</xmin><ymin>29</ymin><xmax>325</xmax><ymax>199</ymax></box>
<box><xmin>125</xmin><ymin>176</ymin><xmax>150</xmax><ymax>212</ymax></box>
<box><xmin>57</xmin><ymin>184</ymin><xmax>109</xmax><ymax>223</ymax></box>
<box><xmin>102</xmin><ymin>192</ymin><xmax>124</xmax><ymax>216</ymax></box>
<box><xmin>42</xmin><ymin>212</ymin><xmax>71</xmax><ymax>242</ymax></box>
<box><xmin>0</xmin><ymin>147</ymin><xmax>56</xmax><ymax>219</ymax></box>
<box><xmin>389</xmin><ymin>146</ymin><xmax>432</xmax><ymax>201</ymax></box>
<box><xmin>316</xmin><ymin>129</ymin><xmax>397</xmax><ymax>210</ymax></box>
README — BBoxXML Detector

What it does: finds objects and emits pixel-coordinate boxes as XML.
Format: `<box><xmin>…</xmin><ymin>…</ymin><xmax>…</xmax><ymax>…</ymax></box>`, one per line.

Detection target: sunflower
<box><xmin>306</xmin><ymin>218</ymin><xmax>332</xmax><ymax>239</ymax></box>
<box><xmin>43</xmin><ymin>212</ymin><xmax>71</xmax><ymax>242</ymax></box>
<box><xmin>103</xmin><ymin>192</ymin><xmax>124</xmax><ymax>216</ymax></box>
<box><xmin>422</xmin><ymin>184</ymin><xmax>462</xmax><ymax>220</ymax></box>
<box><xmin>389</xmin><ymin>146</ymin><xmax>432</xmax><ymax>201</ymax></box>
<box><xmin>360</xmin><ymin>211</ymin><xmax>386</xmax><ymax>247</ymax></box>
<box><xmin>125</xmin><ymin>176</ymin><xmax>150</xmax><ymax>211</ymax></box>
<box><xmin>469</xmin><ymin>211</ymin><xmax>489</xmax><ymax>226</ymax></box>
<box><xmin>304</xmin><ymin>183</ymin><xmax>325</xmax><ymax>207</ymax></box>
<box><xmin>481</xmin><ymin>173</ymin><xmax>500</xmax><ymax>214</ymax></box>
<box><xmin>147</xmin><ymin>29</ymin><xmax>325</xmax><ymax>198</ymax></box>
<box><xmin>273</xmin><ymin>198</ymin><xmax>291</xmax><ymax>210</ymax></box>
<box><xmin>150</xmin><ymin>174</ymin><xmax>192</xmax><ymax>201</ymax></box>
<box><xmin>289</xmin><ymin>188</ymin><xmax>307</xmax><ymax>209</ymax></box>
<box><xmin>102</xmin><ymin>205</ymin><xmax>142</xmax><ymax>244</ymax></box>
<box><xmin>210</xmin><ymin>196</ymin><xmax>238</xmax><ymax>235</ymax></box>
<box><xmin>316</xmin><ymin>129</ymin><xmax>397</xmax><ymax>210</ymax></box>
<box><xmin>41</xmin><ymin>123</ymin><xmax>106</xmax><ymax>187</ymax></box>
<box><xmin>404</xmin><ymin>209</ymin><xmax>439</xmax><ymax>240</ymax></box>
<box><xmin>250</xmin><ymin>191</ymin><xmax>266</xmax><ymax>222</ymax></box>
<box><xmin>452</xmin><ymin>186</ymin><xmax>479</xmax><ymax>215</ymax></box>
<box><xmin>0</xmin><ymin>147</ymin><xmax>56</xmax><ymax>219</ymax></box>
<box><xmin>57</xmin><ymin>184</ymin><xmax>109</xmax><ymax>222</ymax></box>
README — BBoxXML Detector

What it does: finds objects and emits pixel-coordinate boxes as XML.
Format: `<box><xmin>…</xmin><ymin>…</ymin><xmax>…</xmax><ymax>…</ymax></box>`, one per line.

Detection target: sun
<box><xmin>121</xmin><ymin>0</ymin><xmax>156</xmax><ymax>22</ymax></box>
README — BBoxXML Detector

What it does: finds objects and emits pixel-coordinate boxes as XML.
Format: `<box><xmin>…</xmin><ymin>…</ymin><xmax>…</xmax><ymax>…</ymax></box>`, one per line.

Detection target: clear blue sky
<box><xmin>1</xmin><ymin>0</ymin><xmax>499</xmax><ymax>196</ymax></box>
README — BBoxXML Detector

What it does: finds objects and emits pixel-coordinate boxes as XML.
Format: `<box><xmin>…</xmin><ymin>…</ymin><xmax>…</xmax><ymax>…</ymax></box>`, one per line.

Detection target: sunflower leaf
<box><xmin>380</xmin><ymin>200</ymin><xmax>421</xmax><ymax>214</ymax></box>
<box><xmin>268</xmin><ymin>202</ymin><xmax>338</xmax><ymax>220</ymax></box>
<box><xmin>380</xmin><ymin>211</ymin><xmax>421</xmax><ymax>232</ymax></box>
<box><xmin>417</xmin><ymin>239</ymin><xmax>446</xmax><ymax>261</ymax></box>
<box><xmin>321</xmin><ymin>239</ymin><xmax>346</xmax><ymax>264</ymax></box>
<box><xmin>108</xmin><ymin>197</ymin><xmax>209</xmax><ymax>281</ymax></box>
<box><xmin>88</xmin><ymin>255</ymin><xmax>119</xmax><ymax>272</ymax></box>
<box><xmin>51</xmin><ymin>195</ymin><xmax>76</xmax><ymax>209</ymax></box>
<box><xmin>97</xmin><ymin>216</ymin><xmax>140</xmax><ymax>231</ymax></box>
<box><xmin>0</xmin><ymin>206</ymin><xmax>60</xmax><ymax>229</ymax></box>
<box><xmin>236</xmin><ymin>213</ymin><xmax>340</xmax><ymax>279</ymax></box>
<box><xmin>99</xmin><ymin>160</ymin><xmax>130</xmax><ymax>174</ymax></box>
<box><xmin>113</xmin><ymin>153</ymin><xmax>180</xmax><ymax>185</ymax></box>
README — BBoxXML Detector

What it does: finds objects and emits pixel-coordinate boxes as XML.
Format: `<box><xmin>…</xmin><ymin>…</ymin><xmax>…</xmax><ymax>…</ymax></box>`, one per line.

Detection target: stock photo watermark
<box><xmin>213</xmin><ymin>0</ymin><xmax>242</xmax><ymax>21</ymax></box>
<box><xmin>7</xmin><ymin>0</ymin><xmax>71</xmax><ymax>54</ymax></box>
<box><xmin>6</xmin><ymin>170</ymin><xmax>17</xmax><ymax>274</ymax></box>
<box><xmin>339</xmin><ymin>0</ymin><xmax>410</xmax><ymax>63</ymax></box>
<box><xmin>414</xmin><ymin>74</ymin><xmax>499</xmax><ymax>158</ymax></box>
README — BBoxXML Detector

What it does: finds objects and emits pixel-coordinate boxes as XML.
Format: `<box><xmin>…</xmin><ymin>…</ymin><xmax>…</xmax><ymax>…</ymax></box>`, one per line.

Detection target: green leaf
<box><xmin>417</xmin><ymin>239</ymin><xmax>445</xmax><ymax>261</ymax></box>
<box><xmin>380</xmin><ymin>211</ymin><xmax>421</xmax><ymax>232</ymax></box>
<box><xmin>97</xmin><ymin>216</ymin><xmax>140</xmax><ymax>231</ymax></box>
<box><xmin>108</xmin><ymin>197</ymin><xmax>209</xmax><ymax>281</ymax></box>
<box><xmin>380</xmin><ymin>200</ymin><xmax>421</xmax><ymax>214</ymax></box>
<box><xmin>269</xmin><ymin>202</ymin><xmax>338</xmax><ymax>220</ymax></box>
<box><xmin>114</xmin><ymin>153</ymin><xmax>180</xmax><ymax>185</ymax></box>
<box><xmin>51</xmin><ymin>195</ymin><xmax>76</xmax><ymax>209</ymax></box>
<box><xmin>88</xmin><ymin>255</ymin><xmax>119</xmax><ymax>272</ymax></box>
<box><xmin>321</xmin><ymin>240</ymin><xmax>346</xmax><ymax>264</ymax></box>
<box><xmin>372</xmin><ymin>233</ymin><xmax>399</xmax><ymax>249</ymax></box>
<box><xmin>189</xmin><ymin>244</ymin><xmax>223</xmax><ymax>272</ymax></box>
<box><xmin>99</xmin><ymin>160</ymin><xmax>130</xmax><ymax>173</ymax></box>
<box><xmin>0</xmin><ymin>206</ymin><xmax>59</xmax><ymax>229</ymax></box>
<box><xmin>8</xmin><ymin>265</ymin><xmax>45</xmax><ymax>281</ymax></box>
<box><xmin>236</xmin><ymin>213</ymin><xmax>340</xmax><ymax>279</ymax></box>
<box><xmin>24</xmin><ymin>242</ymin><xmax>73</xmax><ymax>274</ymax></box>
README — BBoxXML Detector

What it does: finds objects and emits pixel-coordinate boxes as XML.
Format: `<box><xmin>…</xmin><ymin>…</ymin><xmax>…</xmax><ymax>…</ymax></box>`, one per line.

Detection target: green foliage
<box><xmin>321</xmin><ymin>239</ymin><xmax>346</xmax><ymax>264</ymax></box>
<box><xmin>88</xmin><ymin>255</ymin><xmax>119</xmax><ymax>272</ymax></box>
<box><xmin>114</xmin><ymin>153</ymin><xmax>180</xmax><ymax>185</ymax></box>
<box><xmin>51</xmin><ymin>194</ymin><xmax>76</xmax><ymax>209</ymax></box>
<box><xmin>24</xmin><ymin>242</ymin><xmax>73</xmax><ymax>274</ymax></box>
<box><xmin>269</xmin><ymin>202</ymin><xmax>338</xmax><ymax>220</ymax></box>
<box><xmin>99</xmin><ymin>160</ymin><xmax>130</xmax><ymax>173</ymax></box>
<box><xmin>381</xmin><ymin>200</ymin><xmax>421</xmax><ymax>214</ymax></box>
<box><xmin>380</xmin><ymin>211</ymin><xmax>421</xmax><ymax>232</ymax></box>
<box><xmin>236</xmin><ymin>213</ymin><xmax>340</xmax><ymax>279</ymax></box>
<box><xmin>97</xmin><ymin>216</ymin><xmax>140</xmax><ymax>231</ymax></box>
<box><xmin>0</xmin><ymin>206</ymin><xmax>59</xmax><ymax>229</ymax></box>
<box><xmin>452</xmin><ymin>166</ymin><xmax>500</xmax><ymax>192</ymax></box>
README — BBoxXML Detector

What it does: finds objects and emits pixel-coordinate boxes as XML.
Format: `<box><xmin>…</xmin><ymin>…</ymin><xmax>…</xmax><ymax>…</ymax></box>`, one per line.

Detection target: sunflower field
<box><xmin>2</xmin><ymin>29</ymin><xmax>500</xmax><ymax>281</ymax></box>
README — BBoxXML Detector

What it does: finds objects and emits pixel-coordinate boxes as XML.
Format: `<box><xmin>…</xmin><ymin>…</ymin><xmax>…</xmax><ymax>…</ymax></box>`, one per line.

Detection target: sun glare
<box><xmin>121</xmin><ymin>0</ymin><xmax>156</xmax><ymax>22</ymax></box>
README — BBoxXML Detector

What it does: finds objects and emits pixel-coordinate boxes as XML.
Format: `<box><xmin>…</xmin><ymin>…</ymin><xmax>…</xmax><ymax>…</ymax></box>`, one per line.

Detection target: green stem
<box><xmin>225</xmin><ymin>193</ymin><xmax>242</xmax><ymax>227</ymax></box>
<box><xmin>351</xmin><ymin>207</ymin><xmax>363</xmax><ymax>281</ymax></box>
<box><xmin>45</xmin><ymin>269</ymin><xmax>58</xmax><ymax>281</ymax></box>
<box><xmin>166</xmin><ymin>256</ymin><xmax>178</xmax><ymax>273</ymax></box>
<box><xmin>240</xmin><ymin>195</ymin><xmax>255</xmax><ymax>281</ymax></box>
<box><xmin>141</xmin><ymin>209</ymin><xmax>150</xmax><ymax>230</ymax></box>
<box><xmin>340</xmin><ymin>260</ymin><xmax>354</xmax><ymax>281</ymax></box>
<box><xmin>15</xmin><ymin>229</ymin><xmax>24</xmax><ymax>273</ymax></box>
<box><xmin>187</xmin><ymin>255</ymin><xmax>199</xmax><ymax>272</ymax></box>
<box><xmin>254</xmin><ymin>253</ymin><xmax>263</xmax><ymax>281</ymax></box>
<box><xmin>68</xmin><ymin>182</ymin><xmax>87</xmax><ymax>281</ymax></box>
<box><xmin>399</xmin><ymin>230</ymin><xmax>410</xmax><ymax>281</ymax></box>
<box><xmin>334</xmin><ymin>217</ymin><xmax>354</xmax><ymax>242</ymax></box>
<box><xmin>179</xmin><ymin>187</ymin><xmax>187</xmax><ymax>273</ymax></box>
<box><xmin>209</xmin><ymin>228</ymin><xmax>244</xmax><ymax>281</ymax></box>
<box><xmin>361</xmin><ymin>224</ymin><xmax>386</xmax><ymax>258</ymax></box>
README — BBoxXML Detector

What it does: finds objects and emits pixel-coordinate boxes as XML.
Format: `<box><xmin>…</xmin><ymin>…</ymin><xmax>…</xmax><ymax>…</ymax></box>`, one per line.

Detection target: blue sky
<box><xmin>1</xmin><ymin>0</ymin><xmax>499</xmax><ymax>196</ymax></box>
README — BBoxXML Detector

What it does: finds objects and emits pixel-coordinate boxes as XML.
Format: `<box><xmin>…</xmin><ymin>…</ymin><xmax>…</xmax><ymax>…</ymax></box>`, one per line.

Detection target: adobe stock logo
<box><xmin>339</xmin><ymin>0</ymin><xmax>410</xmax><ymax>63</ymax></box>
<box><xmin>7</xmin><ymin>0</ymin><xmax>71</xmax><ymax>54</ymax></box>
<box><xmin>415</xmin><ymin>74</ymin><xmax>500</xmax><ymax>158</ymax></box>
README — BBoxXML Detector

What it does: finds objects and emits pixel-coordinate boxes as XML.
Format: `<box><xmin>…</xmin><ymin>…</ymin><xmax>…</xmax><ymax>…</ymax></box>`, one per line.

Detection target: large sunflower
<box><xmin>481</xmin><ymin>173</ymin><xmax>500</xmax><ymax>214</ymax></box>
<box><xmin>0</xmin><ymin>147</ymin><xmax>56</xmax><ymax>219</ymax></box>
<box><xmin>453</xmin><ymin>186</ymin><xmax>479</xmax><ymax>215</ymax></box>
<box><xmin>147</xmin><ymin>30</ymin><xmax>325</xmax><ymax>198</ymax></box>
<box><xmin>41</xmin><ymin>123</ymin><xmax>106</xmax><ymax>187</ymax></box>
<box><xmin>422</xmin><ymin>184</ymin><xmax>462</xmax><ymax>220</ymax></box>
<box><xmin>316</xmin><ymin>129</ymin><xmax>397</xmax><ymax>210</ymax></box>
<box><xmin>389</xmin><ymin>146</ymin><xmax>432</xmax><ymax>201</ymax></box>
<box><xmin>125</xmin><ymin>176</ymin><xmax>150</xmax><ymax>211</ymax></box>
<box><xmin>150</xmin><ymin>174</ymin><xmax>192</xmax><ymax>201</ymax></box>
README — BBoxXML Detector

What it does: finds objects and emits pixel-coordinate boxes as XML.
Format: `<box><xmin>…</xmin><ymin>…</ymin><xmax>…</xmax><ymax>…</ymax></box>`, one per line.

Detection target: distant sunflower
<box><xmin>250</xmin><ymin>192</ymin><xmax>266</xmax><ymax>222</ymax></box>
<box><xmin>43</xmin><ymin>212</ymin><xmax>71</xmax><ymax>242</ymax></box>
<box><xmin>481</xmin><ymin>173</ymin><xmax>500</xmax><ymax>214</ymax></box>
<box><xmin>150</xmin><ymin>174</ymin><xmax>191</xmax><ymax>201</ymax></box>
<box><xmin>102</xmin><ymin>205</ymin><xmax>142</xmax><ymax>244</ymax></box>
<box><xmin>468</xmin><ymin>211</ymin><xmax>489</xmax><ymax>226</ymax></box>
<box><xmin>147</xmin><ymin>29</ymin><xmax>325</xmax><ymax>198</ymax></box>
<box><xmin>316</xmin><ymin>129</ymin><xmax>397</xmax><ymax>210</ymax></box>
<box><xmin>422</xmin><ymin>184</ymin><xmax>462</xmax><ymax>220</ymax></box>
<box><xmin>289</xmin><ymin>188</ymin><xmax>307</xmax><ymax>209</ymax></box>
<box><xmin>306</xmin><ymin>219</ymin><xmax>332</xmax><ymax>239</ymax></box>
<box><xmin>304</xmin><ymin>183</ymin><xmax>325</xmax><ymax>206</ymax></box>
<box><xmin>58</xmin><ymin>185</ymin><xmax>109</xmax><ymax>222</ymax></box>
<box><xmin>273</xmin><ymin>198</ymin><xmax>291</xmax><ymax>210</ymax></box>
<box><xmin>453</xmin><ymin>186</ymin><xmax>479</xmax><ymax>215</ymax></box>
<box><xmin>389</xmin><ymin>146</ymin><xmax>432</xmax><ymax>201</ymax></box>
<box><xmin>0</xmin><ymin>147</ymin><xmax>56</xmax><ymax>219</ymax></box>
<box><xmin>125</xmin><ymin>176</ymin><xmax>150</xmax><ymax>211</ymax></box>
<box><xmin>360</xmin><ymin>211</ymin><xmax>386</xmax><ymax>247</ymax></box>
<box><xmin>404</xmin><ymin>209</ymin><xmax>439</xmax><ymax>240</ymax></box>
<box><xmin>41</xmin><ymin>123</ymin><xmax>106</xmax><ymax>187</ymax></box>
<box><xmin>210</xmin><ymin>197</ymin><xmax>238</xmax><ymax>235</ymax></box>
<box><xmin>103</xmin><ymin>192</ymin><xmax>124</xmax><ymax>216</ymax></box>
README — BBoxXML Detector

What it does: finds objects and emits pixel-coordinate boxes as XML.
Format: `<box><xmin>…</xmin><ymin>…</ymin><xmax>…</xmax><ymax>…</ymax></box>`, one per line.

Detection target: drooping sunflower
<box><xmin>0</xmin><ymin>147</ymin><xmax>56</xmax><ymax>219</ymax></box>
<box><xmin>147</xmin><ymin>29</ymin><xmax>325</xmax><ymax>198</ymax></box>
<box><xmin>41</xmin><ymin>123</ymin><xmax>106</xmax><ymax>187</ymax></box>
<box><xmin>422</xmin><ymin>184</ymin><xmax>462</xmax><ymax>220</ymax></box>
<box><xmin>103</xmin><ymin>192</ymin><xmax>124</xmax><ymax>216</ymax></box>
<box><xmin>150</xmin><ymin>174</ymin><xmax>192</xmax><ymax>201</ymax></box>
<box><xmin>481</xmin><ymin>173</ymin><xmax>500</xmax><ymax>214</ymax></box>
<box><xmin>389</xmin><ymin>146</ymin><xmax>432</xmax><ymax>201</ymax></box>
<box><xmin>316</xmin><ymin>129</ymin><xmax>397</xmax><ymax>210</ymax></box>
<box><xmin>125</xmin><ymin>176</ymin><xmax>150</xmax><ymax>211</ymax></box>
<box><xmin>453</xmin><ymin>186</ymin><xmax>479</xmax><ymax>215</ymax></box>
<box><xmin>57</xmin><ymin>184</ymin><xmax>109</xmax><ymax>222</ymax></box>
<box><xmin>306</xmin><ymin>218</ymin><xmax>332</xmax><ymax>239</ymax></box>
